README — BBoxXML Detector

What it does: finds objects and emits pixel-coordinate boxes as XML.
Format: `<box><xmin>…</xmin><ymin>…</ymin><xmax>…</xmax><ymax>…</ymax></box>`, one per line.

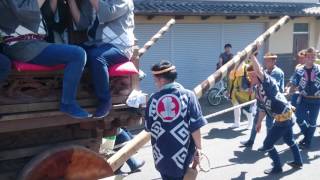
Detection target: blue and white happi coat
<box><xmin>255</xmin><ymin>73</ymin><xmax>292</xmax><ymax>119</ymax></box>
<box><xmin>145</xmin><ymin>82</ymin><xmax>207</xmax><ymax>177</ymax></box>
<box><xmin>290</xmin><ymin>64</ymin><xmax>320</xmax><ymax>103</ymax></box>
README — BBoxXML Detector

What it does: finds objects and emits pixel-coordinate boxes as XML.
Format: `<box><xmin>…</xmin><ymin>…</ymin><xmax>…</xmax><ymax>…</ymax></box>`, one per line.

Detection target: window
<box><xmin>294</xmin><ymin>23</ymin><xmax>309</xmax><ymax>34</ymax></box>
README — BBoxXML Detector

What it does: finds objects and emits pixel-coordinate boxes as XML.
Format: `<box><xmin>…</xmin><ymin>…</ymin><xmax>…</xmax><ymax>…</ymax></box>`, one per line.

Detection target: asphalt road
<box><xmin>121</xmin><ymin>98</ymin><xmax>320</xmax><ymax>180</ymax></box>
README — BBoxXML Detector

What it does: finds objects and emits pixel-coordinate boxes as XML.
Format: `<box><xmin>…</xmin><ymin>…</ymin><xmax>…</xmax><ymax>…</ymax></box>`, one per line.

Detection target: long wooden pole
<box><xmin>138</xmin><ymin>19</ymin><xmax>176</xmax><ymax>58</ymax></box>
<box><xmin>193</xmin><ymin>15</ymin><xmax>290</xmax><ymax>98</ymax></box>
<box><xmin>106</xmin><ymin>15</ymin><xmax>291</xmax><ymax>174</ymax></box>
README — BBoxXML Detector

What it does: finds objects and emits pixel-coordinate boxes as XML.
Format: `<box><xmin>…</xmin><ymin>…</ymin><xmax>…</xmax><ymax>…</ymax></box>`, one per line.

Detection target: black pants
<box><xmin>161</xmin><ymin>173</ymin><xmax>183</xmax><ymax>180</ymax></box>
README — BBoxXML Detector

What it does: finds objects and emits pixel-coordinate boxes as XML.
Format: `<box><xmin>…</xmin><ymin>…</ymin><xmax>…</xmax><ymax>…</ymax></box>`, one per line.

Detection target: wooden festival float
<box><xmin>0</xmin><ymin>16</ymin><xmax>175</xmax><ymax>180</ymax></box>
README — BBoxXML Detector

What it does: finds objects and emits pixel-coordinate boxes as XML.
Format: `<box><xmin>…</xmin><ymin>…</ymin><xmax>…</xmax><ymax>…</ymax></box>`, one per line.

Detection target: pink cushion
<box><xmin>12</xmin><ymin>61</ymin><xmax>65</xmax><ymax>72</ymax></box>
<box><xmin>109</xmin><ymin>61</ymin><xmax>138</xmax><ymax>77</ymax></box>
<box><xmin>12</xmin><ymin>60</ymin><xmax>138</xmax><ymax>76</ymax></box>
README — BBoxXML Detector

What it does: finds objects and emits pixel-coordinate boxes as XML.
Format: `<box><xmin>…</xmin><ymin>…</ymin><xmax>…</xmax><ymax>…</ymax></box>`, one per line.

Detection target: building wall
<box><xmin>135</xmin><ymin>15</ymin><xmax>319</xmax><ymax>83</ymax></box>
<box><xmin>136</xmin><ymin>15</ymin><xmax>319</xmax><ymax>55</ymax></box>
<box><xmin>268</xmin><ymin>17</ymin><xmax>319</xmax><ymax>54</ymax></box>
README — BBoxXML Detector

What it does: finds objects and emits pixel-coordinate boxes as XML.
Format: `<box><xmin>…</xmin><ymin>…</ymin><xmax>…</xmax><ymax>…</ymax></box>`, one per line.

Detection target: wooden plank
<box><xmin>0</xmin><ymin>138</ymin><xmax>100</xmax><ymax>161</ymax></box>
<box><xmin>0</xmin><ymin>96</ymin><xmax>128</xmax><ymax>114</ymax></box>
<box><xmin>0</xmin><ymin>106</ymin><xmax>137</xmax><ymax>133</ymax></box>
<box><xmin>0</xmin><ymin>99</ymin><xmax>96</xmax><ymax>114</ymax></box>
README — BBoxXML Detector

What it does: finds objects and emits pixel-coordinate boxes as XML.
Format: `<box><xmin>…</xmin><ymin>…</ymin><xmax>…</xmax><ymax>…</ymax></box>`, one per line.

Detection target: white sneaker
<box><xmin>230</xmin><ymin>123</ymin><xmax>240</xmax><ymax>128</ymax></box>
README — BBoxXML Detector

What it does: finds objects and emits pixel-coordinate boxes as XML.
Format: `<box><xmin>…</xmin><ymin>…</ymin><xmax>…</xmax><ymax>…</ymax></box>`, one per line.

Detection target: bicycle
<box><xmin>207</xmin><ymin>81</ymin><xmax>229</xmax><ymax>106</ymax></box>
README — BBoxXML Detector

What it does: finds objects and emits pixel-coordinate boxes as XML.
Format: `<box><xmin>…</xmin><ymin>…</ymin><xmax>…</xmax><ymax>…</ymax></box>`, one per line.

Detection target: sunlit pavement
<box><xmin>124</xmin><ymin>98</ymin><xmax>320</xmax><ymax>180</ymax></box>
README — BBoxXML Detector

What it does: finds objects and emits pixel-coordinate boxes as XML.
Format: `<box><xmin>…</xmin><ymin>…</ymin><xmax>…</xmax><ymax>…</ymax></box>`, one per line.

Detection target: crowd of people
<box><xmin>214</xmin><ymin>43</ymin><xmax>320</xmax><ymax>175</ymax></box>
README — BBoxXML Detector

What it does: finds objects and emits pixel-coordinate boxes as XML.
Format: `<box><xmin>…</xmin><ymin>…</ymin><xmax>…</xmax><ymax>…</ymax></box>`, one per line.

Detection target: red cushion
<box><xmin>12</xmin><ymin>61</ymin><xmax>65</xmax><ymax>72</ymax></box>
<box><xmin>12</xmin><ymin>60</ymin><xmax>138</xmax><ymax>76</ymax></box>
<box><xmin>109</xmin><ymin>61</ymin><xmax>138</xmax><ymax>77</ymax></box>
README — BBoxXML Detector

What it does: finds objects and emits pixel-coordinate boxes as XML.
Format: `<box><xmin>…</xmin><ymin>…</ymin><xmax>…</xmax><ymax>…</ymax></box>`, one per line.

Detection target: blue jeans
<box><xmin>114</xmin><ymin>128</ymin><xmax>140</xmax><ymax>170</ymax></box>
<box><xmin>248</xmin><ymin>112</ymin><xmax>274</xmax><ymax>143</ymax></box>
<box><xmin>295</xmin><ymin>98</ymin><xmax>320</xmax><ymax>145</ymax></box>
<box><xmin>0</xmin><ymin>53</ymin><xmax>11</xmax><ymax>83</ymax></box>
<box><xmin>29</xmin><ymin>44</ymin><xmax>86</xmax><ymax>104</ymax></box>
<box><xmin>84</xmin><ymin>43</ymin><xmax>129</xmax><ymax>103</ymax></box>
<box><xmin>263</xmin><ymin>120</ymin><xmax>302</xmax><ymax>169</ymax></box>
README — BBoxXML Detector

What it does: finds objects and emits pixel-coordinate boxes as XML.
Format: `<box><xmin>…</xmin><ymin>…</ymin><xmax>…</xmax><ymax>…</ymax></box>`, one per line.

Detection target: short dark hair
<box><xmin>151</xmin><ymin>60</ymin><xmax>177</xmax><ymax>82</ymax></box>
<box><xmin>224</xmin><ymin>44</ymin><xmax>232</xmax><ymax>48</ymax></box>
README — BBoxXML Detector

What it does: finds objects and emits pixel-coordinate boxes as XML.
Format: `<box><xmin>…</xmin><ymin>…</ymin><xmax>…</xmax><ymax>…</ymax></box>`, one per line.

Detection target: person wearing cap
<box><xmin>145</xmin><ymin>60</ymin><xmax>207</xmax><ymax>180</ymax></box>
<box><xmin>228</xmin><ymin>59</ymin><xmax>255</xmax><ymax>129</ymax></box>
<box><xmin>287</xmin><ymin>47</ymin><xmax>320</xmax><ymax>149</ymax></box>
<box><xmin>247</xmin><ymin>53</ymin><xmax>303</xmax><ymax>174</ymax></box>
<box><xmin>241</xmin><ymin>53</ymin><xmax>285</xmax><ymax>148</ymax></box>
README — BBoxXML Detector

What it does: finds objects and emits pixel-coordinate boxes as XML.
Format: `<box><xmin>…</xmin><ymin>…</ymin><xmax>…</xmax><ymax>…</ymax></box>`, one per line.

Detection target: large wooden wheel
<box><xmin>18</xmin><ymin>145</ymin><xmax>114</xmax><ymax>180</ymax></box>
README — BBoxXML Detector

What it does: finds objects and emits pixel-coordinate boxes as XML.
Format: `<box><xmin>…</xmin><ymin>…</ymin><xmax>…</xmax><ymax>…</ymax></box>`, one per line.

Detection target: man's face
<box><xmin>305</xmin><ymin>53</ymin><xmax>316</xmax><ymax>66</ymax></box>
<box><xmin>225</xmin><ymin>47</ymin><xmax>231</xmax><ymax>53</ymax></box>
<box><xmin>264</xmin><ymin>58</ymin><xmax>276</xmax><ymax>70</ymax></box>
<box><xmin>153</xmin><ymin>76</ymin><xmax>162</xmax><ymax>90</ymax></box>
<box><xmin>297</xmin><ymin>55</ymin><xmax>306</xmax><ymax>65</ymax></box>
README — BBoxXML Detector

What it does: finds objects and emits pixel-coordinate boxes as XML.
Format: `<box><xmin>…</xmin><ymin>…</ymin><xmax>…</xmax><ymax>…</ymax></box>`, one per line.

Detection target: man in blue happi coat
<box><xmin>247</xmin><ymin>53</ymin><xmax>303</xmax><ymax>174</ymax></box>
<box><xmin>145</xmin><ymin>60</ymin><xmax>207</xmax><ymax>180</ymax></box>
<box><xmin>287</xmin><ymin>47</ymin><xmax>320</xmax><ymax>149</ymax></box>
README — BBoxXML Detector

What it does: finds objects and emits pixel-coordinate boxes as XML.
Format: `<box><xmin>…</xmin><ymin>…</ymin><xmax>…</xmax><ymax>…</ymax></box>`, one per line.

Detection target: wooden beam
<box><xmin>201</xmin><ymin>15</ymin><xmax>210</xmax><ymax>20</ymax></box>
<box><xmin>174</xmin><ymin>15</ymin><xmax>184</xmax><ymax>20</ymax></box>
<box><xmin>249</xmin><ymin>16</ymin><xmax>259</xmax><ymax>20</ymax></box>
<box><xmin>146</xmin><ymin>15</ymin><xmax>155</xmax><ymax>20</ymax></box>
<box><xmin>0</xmin><ymin>107</ymin><xmax>140</xmax><ymax>133</ymax></box>
<box><xmin>0</xmin><ymin>96</ymin><xmax>128</xmax><ymax>114</ymax></box>
<box><xmin>269</xmin><ymin>16</ymin><xmax>280</xmax><ymax>19</ymax></box>
<box><xmin>226</xmin><ymin>16</ymin><xmax>237</xmax><ymax>20</ymax></box>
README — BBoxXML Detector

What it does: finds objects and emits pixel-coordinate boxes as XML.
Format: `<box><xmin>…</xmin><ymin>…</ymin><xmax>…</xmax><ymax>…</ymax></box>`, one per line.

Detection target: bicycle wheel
<box><xmin>207</xmin><ymin>88</ymin><xmax>222</xmax><ymax>106</ymax></box>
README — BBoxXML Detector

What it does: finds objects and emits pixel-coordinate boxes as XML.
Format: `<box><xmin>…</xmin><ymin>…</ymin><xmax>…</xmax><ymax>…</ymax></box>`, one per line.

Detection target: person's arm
<box><xmin>250</xmin><ymin>54</ymin><xmax>264</xmax><ymax>81</ymax></box>
<box><xmin>97</xmin><ymin>0</ymin><xmax>130</xmax><ymax>23</ymax></box>
<box><xmin>280</xmin><ymin>72</ymin><xmax>285</xmax><ymax>93</ymax></box>
<box><xmin>67</xmin><ymin>0</ymin><xmax>92</xmax><ymax>30</ymax></box>
<box><xmin>67</xmin><ymin>0</ymin><xmax>81</xmax><ymax>22</ymax></box>
<box><xmin>219</xmin><ymin>57</ymin><xmax>223</xmax><ymax>68</ymax></box>
<box><xmin>255</xmin><ymin>111</ymin><xmax>266</xmax><ymax>133</ymax></box>
<box><xmin>285</xmin><ymin>70</ymin><xmax>299</xmax><ymax>95</ymax></box>
<box><xmin>49</xmin><ymin>0</ymin><xmax>57</xmax><ymax>12</ymax></box>
<box><xmin>192</xmin><ymin>129</ymin><xmax>202</xmax><ymax>150</ymax></box>
<box><xmin>191</xmin><ymin>129</ymin><xmax>202</xmax><ymax>164</ymax></box>
<box><xmin>37</xmin><ymin>0</ymin><xmax>46</xmax><ymax>8</ymax></box>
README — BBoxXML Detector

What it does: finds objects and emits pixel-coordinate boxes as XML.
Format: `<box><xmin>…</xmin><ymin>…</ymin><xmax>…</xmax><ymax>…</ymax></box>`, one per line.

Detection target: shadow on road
<box><xmin>203</xmin><ymin>127</ymin><xmax>247</xmax><ymax>140</ymax></box>
<box><xmin>231</xmin><ymin>171</ymin><xmax>247</xmax><ymax>180</ymax></box>
<box><xmin>229</xmin><ymin>148</ymin><xmax>265</xmax><ymax>164</ymax></box>
<box><xmin>251</xmin><ymin>168</ymin><xmax>299</xmax><ymax>180</ymax></box>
